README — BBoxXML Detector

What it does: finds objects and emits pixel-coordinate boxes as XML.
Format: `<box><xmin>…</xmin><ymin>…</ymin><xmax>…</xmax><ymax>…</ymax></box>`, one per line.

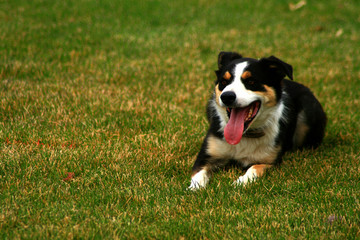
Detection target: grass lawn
<box><xmin>1</xmin><ymin>0</ymin><xmax>359</xmax><ymax>238</ymax></box>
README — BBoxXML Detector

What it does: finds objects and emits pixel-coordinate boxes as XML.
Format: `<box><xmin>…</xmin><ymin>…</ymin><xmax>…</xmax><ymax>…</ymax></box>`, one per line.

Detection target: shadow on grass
<box><xmin>322</xmin><ymin>133</ymin><xmax>353</xmax><ymax>149</ymax></box>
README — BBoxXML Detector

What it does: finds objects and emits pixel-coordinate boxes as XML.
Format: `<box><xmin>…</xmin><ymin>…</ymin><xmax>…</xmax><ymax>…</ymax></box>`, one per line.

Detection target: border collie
<box><xmin>189</xmin><ymin>52</ymin><xmax>326</xmax><ymax>190</ymax></box>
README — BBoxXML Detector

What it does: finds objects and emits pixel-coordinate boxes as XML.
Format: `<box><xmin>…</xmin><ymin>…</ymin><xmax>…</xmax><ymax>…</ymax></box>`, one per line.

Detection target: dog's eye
<box><xmin>221</xmin><ymin>80</ymin><xmax>227</xmax><ymax>86</ymax></box>
<box><xmin>244</xmin><ymin>78</ymin><xmax>255</xmax><ymax>85</ymax></box>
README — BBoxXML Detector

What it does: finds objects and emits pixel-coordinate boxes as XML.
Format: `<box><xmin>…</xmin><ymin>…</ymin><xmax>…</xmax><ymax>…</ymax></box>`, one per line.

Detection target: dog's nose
<box><xmin>220</xmin><ymin>92</ymin><xmax>236</xmax><ymax>106</ymax></box>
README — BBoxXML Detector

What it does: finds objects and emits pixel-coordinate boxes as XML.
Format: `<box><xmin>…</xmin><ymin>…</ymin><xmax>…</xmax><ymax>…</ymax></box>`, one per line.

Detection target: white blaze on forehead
<box><xmin>222</xmin><ymin>61</ymin><xmax>248</xmax><ymax>94</ymax></box>
<box><xmin>221</xmin><ymin>61</ymin><xmax>259</xmax><ymax>107</ymax></box>
<box><xmin>234</xmin><ymin>61</ymin><xmax>249</xmax><ymax>79</ymax></box>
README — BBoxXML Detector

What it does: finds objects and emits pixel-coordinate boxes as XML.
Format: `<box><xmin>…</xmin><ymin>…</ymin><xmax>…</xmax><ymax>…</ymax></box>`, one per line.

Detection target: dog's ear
<box><xmin>217</xmin><ymin>51</ymin><xmax>242</xmax><ymax>69</ymax></box>
<box><xmin>259</xmin><ymin>56</ymin><xmax>293</xmax><ymax>80</ymax></box>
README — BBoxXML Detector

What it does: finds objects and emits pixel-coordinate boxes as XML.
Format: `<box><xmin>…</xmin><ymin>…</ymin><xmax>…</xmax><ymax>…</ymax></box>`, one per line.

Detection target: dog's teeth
<box><xmin>245</xmin><ymin>113</ymin><xmax>251</xmax><ymax>121</ymax></box>
<box><xmin>248</xmin><ymin>108</ymin><xmax>253</xmax><ymax>118</ymax></box>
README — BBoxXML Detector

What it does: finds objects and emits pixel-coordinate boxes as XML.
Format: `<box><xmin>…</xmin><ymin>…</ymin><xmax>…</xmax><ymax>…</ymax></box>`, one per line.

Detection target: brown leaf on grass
<box><xmin>289</xmin><ymin>0</ymin><xmax>306</xmax><ymax>11</ymax></box>
<box><xmin>312</xmin><ymin>26</ymin><xmax>325</xmax><ymax>32</ymax></box>
<box><xmin>63</xmin><ymin>172</ymin><xmax>75</xmax><ymax>181</ymax></box>
<box><xmin>335</xmin><ymin>28</ymin><xmax>344</xmax><ymax>37</ymax></box>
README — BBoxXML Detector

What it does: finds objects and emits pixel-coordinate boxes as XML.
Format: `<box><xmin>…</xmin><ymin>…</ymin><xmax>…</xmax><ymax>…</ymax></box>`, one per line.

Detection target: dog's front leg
<box><xmin>234</xmin><ymin>164</ymin><xmax>273</xmax><ymax>186</ymax></box>
<box><xmin>188</xmin><ymin>138</ymin><xmax>213</xmax><ymax>190</ymax></box>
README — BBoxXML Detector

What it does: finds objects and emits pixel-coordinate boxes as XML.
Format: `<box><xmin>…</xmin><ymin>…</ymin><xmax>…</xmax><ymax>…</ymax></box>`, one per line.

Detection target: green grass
<box><xmin>1</xmin><ymin>0</ymin><xmax>359</xmax><ymax>238</ymax></box>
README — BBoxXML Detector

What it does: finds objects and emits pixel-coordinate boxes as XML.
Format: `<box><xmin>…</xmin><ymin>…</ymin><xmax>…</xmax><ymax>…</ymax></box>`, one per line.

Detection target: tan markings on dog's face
<box><xmin>223</xmin><ymin>71</ymin><xmax>231</xmax><ymax>80</ymax></box>
<box><xmin>255</xmin><ymin>85</ymin><xmax>277</xmax><ymax>107</ymax></box>
<box><xmin>241</xmin><ymin>71</ymin><xmax>252</xmax><ymax>79</ymax></box>
<box><xmin>215</xmin><ymin>84</ymin><xmax>222</xmax><ymax>106</ymax></box>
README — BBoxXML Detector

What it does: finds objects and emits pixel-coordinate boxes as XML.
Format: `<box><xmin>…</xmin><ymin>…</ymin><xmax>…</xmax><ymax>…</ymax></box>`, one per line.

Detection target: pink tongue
<box><xmin>224</xmin><ymin>107</ymin><xmax>249</xmax><ymax>145</ymax></box>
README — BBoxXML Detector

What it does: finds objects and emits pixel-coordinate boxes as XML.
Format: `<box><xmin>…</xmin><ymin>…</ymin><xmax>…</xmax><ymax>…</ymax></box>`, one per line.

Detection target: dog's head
<box><xmin>214</xmin><ymin>51</ymin><xmax>293</xmax><ymax>145</ymax></box>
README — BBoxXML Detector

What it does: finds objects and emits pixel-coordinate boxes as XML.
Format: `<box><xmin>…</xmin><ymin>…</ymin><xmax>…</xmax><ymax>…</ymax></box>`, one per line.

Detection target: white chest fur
<box><xmin>207</xmin><ymin>101</ymin><xmax>286</xmax><ymax>167</ymax></box>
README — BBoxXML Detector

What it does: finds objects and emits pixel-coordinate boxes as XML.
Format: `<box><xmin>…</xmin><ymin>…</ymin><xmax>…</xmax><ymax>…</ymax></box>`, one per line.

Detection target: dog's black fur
<box><xmin>189</xmin><ymin>52</ymin><xmax>327</xmax><ymax>189</ymax></box>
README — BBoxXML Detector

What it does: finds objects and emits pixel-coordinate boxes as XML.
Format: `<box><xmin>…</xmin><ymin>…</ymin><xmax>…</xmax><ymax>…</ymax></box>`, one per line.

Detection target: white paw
<box><xmin>233</xmin><ymin>170</ymin><xmax>258</xmax><ymax>186</ymax></box>
<box><xmin>188</xmin><ymin>169</ymin><xmax>209</xmax><ymax>190</ymax></box>
<box><xmin>188</xmin><ymin>180</ymin><xmax>204</xmax><ymax>191</ymax></box>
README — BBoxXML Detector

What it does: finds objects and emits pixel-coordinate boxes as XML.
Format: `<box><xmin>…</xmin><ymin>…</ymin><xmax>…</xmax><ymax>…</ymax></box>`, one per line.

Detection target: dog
<box><xmin>189</xmin><ymin>52</ymin><xmax>327</xmax><ymax>190</ymax></box>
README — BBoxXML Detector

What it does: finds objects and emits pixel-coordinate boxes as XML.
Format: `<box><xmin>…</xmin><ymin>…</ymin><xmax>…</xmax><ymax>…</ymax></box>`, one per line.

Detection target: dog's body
<box><xmin>189</xmin><ymin>52</ymin><xmax>326</xmax><ymax>189</ymax></box>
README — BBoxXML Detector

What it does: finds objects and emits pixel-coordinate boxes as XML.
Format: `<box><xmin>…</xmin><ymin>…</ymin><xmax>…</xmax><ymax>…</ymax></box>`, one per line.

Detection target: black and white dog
<box><xmin>189</xmin><ymin>52</ymin><xmax>326</xmax><ymax>190</ymax></box>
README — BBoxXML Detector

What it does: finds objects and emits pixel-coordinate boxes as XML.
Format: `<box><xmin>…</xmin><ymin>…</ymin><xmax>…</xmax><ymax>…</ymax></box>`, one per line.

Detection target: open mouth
<box><xmin>224</xmin><ymin>101</ymin><xmax>261</xmax><ymax>145</ymax></box>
